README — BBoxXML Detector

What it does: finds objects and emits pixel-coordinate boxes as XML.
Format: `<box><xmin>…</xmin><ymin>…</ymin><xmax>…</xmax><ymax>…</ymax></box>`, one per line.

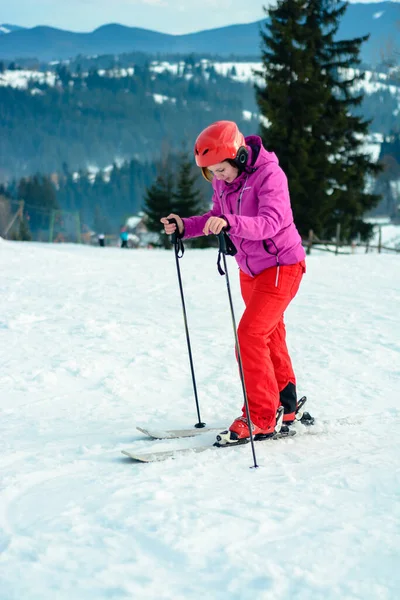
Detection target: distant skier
<box><xmin>98</xmin><ymin>233</ymin><xmax>105</xmax><ymax>247</ymax></box>
<box><xmin>161</xmin><ymin>120</ymin><xmax>306</xmax><ymax>444</ymax></box>
<box><xmin>120</xmin><ymin>228</ymin><xmax>129</xmax><ymax>248</ymax></box>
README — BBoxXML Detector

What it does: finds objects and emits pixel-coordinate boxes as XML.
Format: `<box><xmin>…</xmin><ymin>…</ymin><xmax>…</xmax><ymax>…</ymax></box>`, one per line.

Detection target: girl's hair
<box><xmin>200</xmin><ymin>159</ymin><xmax>238</xmax><ymax>183</ymax></box>
<box><xmin>201</xmin><ymin>167</ymin><xmax>213</xmax><ymax>182</ymax></box>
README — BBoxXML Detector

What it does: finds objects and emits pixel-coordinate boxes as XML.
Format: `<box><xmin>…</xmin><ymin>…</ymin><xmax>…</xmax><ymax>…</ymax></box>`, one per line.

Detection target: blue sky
<box><xmin>2</xmin><ymin>0</ymin><xmax>379</xmax><ymax>34</ymax></box>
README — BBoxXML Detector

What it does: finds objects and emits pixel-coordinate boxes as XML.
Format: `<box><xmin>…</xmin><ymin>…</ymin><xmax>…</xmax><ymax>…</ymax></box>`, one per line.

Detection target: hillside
<box><xmin>0</xmin><ymin>58</ymin><xmax>398</xmax><ymax>183</ymax></box>
<box><xmin>0</xmin><ymin>59</ymin><xmax>260</xmax><ymax>180</ymax></box>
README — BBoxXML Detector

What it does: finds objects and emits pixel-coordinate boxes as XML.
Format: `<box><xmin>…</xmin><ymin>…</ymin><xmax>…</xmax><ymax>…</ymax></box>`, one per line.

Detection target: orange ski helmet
<box><xmin>194</xmin><ymin>121</ymin><xmax>247</xmax><ymax>168</ymax></box>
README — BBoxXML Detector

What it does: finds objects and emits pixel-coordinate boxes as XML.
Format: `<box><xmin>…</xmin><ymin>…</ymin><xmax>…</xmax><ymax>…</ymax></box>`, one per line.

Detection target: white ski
<box><xmin>136</xmin><ymin>397</ymin><xmax>311</xmax><ymax>440</ymax></box>
<box><xmin>123</xmin><ymin>429</ymin><xmax>297</xmax><ymax>463</ymax></box>
<box><xmin>136</xmin><ymin>426</ymin><xmax>223</xmax><ymax>440</ymax></box>
<box><xmin>125</xmin><ymin>411</ymin><xmax>377</xmax><ymax>463</ymax></box>
<box><xmin>122</xmin><ymin>446</ymin><xmax>210</xmax><ymax>462</ymax></box>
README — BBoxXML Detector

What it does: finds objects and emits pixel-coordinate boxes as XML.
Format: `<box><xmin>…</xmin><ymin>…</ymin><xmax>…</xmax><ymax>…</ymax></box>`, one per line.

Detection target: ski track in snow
<box><xmin>0</xmin><ymin>240</ymin><xmax>400</xmax><ymax>599</ymax></box>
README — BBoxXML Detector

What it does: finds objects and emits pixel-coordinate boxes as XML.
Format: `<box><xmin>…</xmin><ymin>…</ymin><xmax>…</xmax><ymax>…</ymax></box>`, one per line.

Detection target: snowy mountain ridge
<box><xmin>0</xmin><ymin>2</ymin><xmax>398</xmax><ymax>63</ymax></box>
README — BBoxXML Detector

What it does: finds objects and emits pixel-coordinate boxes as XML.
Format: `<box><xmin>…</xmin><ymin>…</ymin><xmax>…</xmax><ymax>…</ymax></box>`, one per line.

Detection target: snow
<box><xmin>342</xmin><ymin>68</ymin><xmax>400</xmax><ymax>97</ymax></box>
<box><xmin>148</xmin><ymin>60</ymin><xmax>400</xmax><ymax>105</ymax></box>
<box><xmin>152</xmin><ymin>93</ymin><xmax>176</xmax><ymax>104</ymax></box>
<box><xmin>369</xmin><ymin>221</ymin><xmax>400</xmax><ymax>248</ymax></box>
<box><xmin>1</xmin><ymin>63</ymin><xmax>398</xmax><ymax>128</ymax></box>
<box><xmin>151</xmin><ymin>61</ymin><xmax>181</xmax><ymax>76</ymax></box>
<box><xmin>98</xmin><ymin>67</ymin><xmax>135</xmax><ymax>78</ymax></box>
<box><xmin>212</xmin><ymin>61</ymin><xmax>265</xmax><ymax>85</ymax></box>
<box><xmin>259</xmin><ymin>114</ymin><xmax>271</xmax><ymax>129</ymax></box>
<box><xmin>0</xmin><ymin>69</ymin><xmax>56</xmax><ymax>89</ymax></box>
<box><xmin>0</xmin><ymin>240</ymin><xmax>400</xmax><ymax>599</ymax></box>
<box><xmin>242</xmin><ymin>109</ymin><xmax>253</xmax><ymax>120</ymax></box>
<box><xmin>360</xmin><ymin>140</ymin><xmax>382</xmax><ymax>163</ymax></box>
<box><xmin>373</xmin><ymin>11</ymin><xmax>384</xmax><ymax>19</ymax></box>
<box><xmin>126</xmin><ymin>216</ymin><xmax>142</xmax><ymax>229</ymax></box>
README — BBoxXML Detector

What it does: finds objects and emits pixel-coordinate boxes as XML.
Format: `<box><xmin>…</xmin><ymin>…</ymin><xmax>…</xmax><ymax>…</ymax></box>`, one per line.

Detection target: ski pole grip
<box><xmin>216</xmin><ymin>230</ymin><xmax>227</xmax><ymax>254</ymax></box>
<box><xmin>167</xmin><ymin>218</ymin><xmax>178</xmax><ymax>244</ymax></box>
<box><xmin>216</xmin><ymin>230</ymin><xmax>237</xmax><ymax>256</ymax></box>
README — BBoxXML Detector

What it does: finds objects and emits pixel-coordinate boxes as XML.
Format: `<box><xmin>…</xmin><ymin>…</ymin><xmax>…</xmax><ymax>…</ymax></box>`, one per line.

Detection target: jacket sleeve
<box><xmin>181</xmin><ymin>188</ymin><xmax>222</xmax><ymax>239</ymax></box>
<box><xmin>224</xmin><ymin>165</ymin><xmax>290</xmax><ymax>241</ymax></box>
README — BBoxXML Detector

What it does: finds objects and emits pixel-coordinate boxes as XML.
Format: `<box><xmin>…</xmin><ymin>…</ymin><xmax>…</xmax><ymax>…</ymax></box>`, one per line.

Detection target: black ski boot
<box><xmin>284</xmin><ymin>396</ymin><xmax>315</xmax><ymax>426</ymax></box>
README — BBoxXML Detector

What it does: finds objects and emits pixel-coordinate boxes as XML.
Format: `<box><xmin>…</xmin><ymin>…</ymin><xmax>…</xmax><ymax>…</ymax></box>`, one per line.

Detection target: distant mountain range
<box><xmin>0</xmin><ymin>24</ymin><xmax>24</xmax><ymax>35</ymax></box>
<box><xmin>0</xmin><ymin>2</ymin><xmax>398</xmax><ymax>65</ymax></box>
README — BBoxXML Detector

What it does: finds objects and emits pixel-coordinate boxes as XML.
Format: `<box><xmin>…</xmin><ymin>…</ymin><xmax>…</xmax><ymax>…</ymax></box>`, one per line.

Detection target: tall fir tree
<box><xmin>256</xmin><ymin>0</ymin><xmax>382</xmax><ymax>241</ymax></box>
<box><xmin>11</xmin><ymin>217</ymin><xmax>32</xmax><ymax>242</ymax></box>
<box><xmin>172</xmin><ymin>152</ymin><xmax>214</xmax><ymax>248</ymax></box>
<box><xmin>374</xmin><ymin>132</ymin><xmax>400</xmax><ymax>219</ymax></box>
<box><xmin>143</xmin><ymin>160</ymin><xmax>175</xmax><ymax>248</ymax></box>
<box><xmin>17</xmin><ymin>174</ymin><xmax>58</xmax><ymax>233</ymax></box>
<box><xmin>173</xmin><ymin>152</ymin><xmax>203</xmax><ymax>216</ymax></box>
<box><xmin>93</xmin><ymin>204</ymin><xmax>112</xmax><ymax>234</ymax></box>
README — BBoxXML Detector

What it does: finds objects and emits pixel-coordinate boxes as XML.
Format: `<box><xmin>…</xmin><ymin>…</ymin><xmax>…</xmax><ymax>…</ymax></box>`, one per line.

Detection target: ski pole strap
<box><xmin>216</xmin><ymin>231</ymin><xmax>237</xmax><ymax>275</ymax></box>
<box><xmin>168</xmin><ymin>218</ymin><xmax>184</xmax><ymax>258</ymax></box>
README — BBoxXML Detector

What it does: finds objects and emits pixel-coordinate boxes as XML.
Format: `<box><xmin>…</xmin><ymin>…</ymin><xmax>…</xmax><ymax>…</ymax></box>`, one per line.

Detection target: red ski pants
<box><xmin>237</xmin><ymin>260</ymin><xmax>305</xmax><ymax>429</ymax></box>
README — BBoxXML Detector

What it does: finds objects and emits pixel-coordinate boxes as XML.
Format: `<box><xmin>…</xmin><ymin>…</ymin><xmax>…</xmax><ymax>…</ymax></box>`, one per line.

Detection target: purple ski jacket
<box><xmin>182</xmin><ymin>135</ymin><xmax>306</xmax><ymax>277</ymax></box>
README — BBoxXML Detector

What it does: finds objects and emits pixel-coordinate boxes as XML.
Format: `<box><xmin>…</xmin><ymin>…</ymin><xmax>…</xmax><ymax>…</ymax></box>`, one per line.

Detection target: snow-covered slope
<box><xmin>0</xmin><ymin>241</ymin><xmax>399</xmax><ymax>599</ymax></box>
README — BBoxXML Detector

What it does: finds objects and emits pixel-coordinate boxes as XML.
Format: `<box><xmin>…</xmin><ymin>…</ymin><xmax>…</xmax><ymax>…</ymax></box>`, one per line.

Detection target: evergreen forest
<box><xmin>1</xmin><ymin>1</ymin><xmax>399</xmax><ymax>244</ymax></box>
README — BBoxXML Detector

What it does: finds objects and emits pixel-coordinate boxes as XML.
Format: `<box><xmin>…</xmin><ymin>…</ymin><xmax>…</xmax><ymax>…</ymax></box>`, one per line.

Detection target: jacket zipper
<box><xmin>222</xmin><ymin>179</ymin><xmax>282</xmax><ymax>283</ymax></box>
<box><xmin>263</xmin><ymin>239</ymin><xmax>281</xmax><ymax>287</ymax></box>
<box><xmin>221</xmin><ymin>176</ymin><xmax>257</xmax><ymax>277</ymax></box>
<box><xmin>235</xmin><ymin>177</ymin><xmax>254</xmax><ymax>276</ymax></box>
<box><xmin>236</xmin><ymin>176</ymin><xmax>249</xmax><ymax>213</ymax></box>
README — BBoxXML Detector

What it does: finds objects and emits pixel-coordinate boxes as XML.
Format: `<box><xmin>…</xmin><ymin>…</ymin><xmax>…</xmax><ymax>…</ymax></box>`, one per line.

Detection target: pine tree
<box><xmin>172</xmin><ymin>152</ymin><xmax>203</xmax><ymax>216</ymax></box>
<box><xmin>17</xmin><ymin>218</ymin><xmax>32</xmax><ymax>241</ymax></box>
<box><xmin>172</xmin><ymin>151</ymin><xmax>214</xmax><ymax>248</ymax></box>
<box><xmin>374</xmin><ymin>133</ymin><xmax>400</xmax><ymax>219</ymax></box>
<box><xmin>143</xmin><ymin>161</ymin><xmax>175</xmax><ymax>249</ymax></box>
<box><xmin>256</xmin><ymin>0</ymin><xmax>382</xmax><ymax>241</ymax></box>
<box><xmin>17</xmin><ymin>174</ymin><xmax>58</xmax><ymax>233</ymax></box>
<box><xmin>93</xmin><ymin>204</ymin><xmax>112</xmax><ymax>234</ymax></box>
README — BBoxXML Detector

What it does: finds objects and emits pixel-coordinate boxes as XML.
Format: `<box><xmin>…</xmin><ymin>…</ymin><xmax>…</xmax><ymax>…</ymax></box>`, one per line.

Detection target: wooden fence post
<box><xmin>335</xmin><ymin>223</ymin><xmax>341</xmax><ymax>255</ymax></box>
<box><xmin>18</xmin><ymin>200</ymin><xmax>24</xmax><ymax>232</ymax></box>
<box><xmin>49</xmin><ymin>210</ymin><xmax>55</xmax><ymax>243</ymax></box>
<box><xmin>378</xmin><ymin>226</ymin><xmax>382</xmax><ymax>254</ymax></box>
<box><xmin>3</xmin><ymin>199</ymin><xmax>24</xmax><ymax>238</ymax></box>
<box><xmin>75</xmin><ymin>212</ymin><xmax>81</xmax><ymax>244</ymax></box>
<box><xmin>307</xmin><ymin>229</ymin><xmax>313</xmax><ymax>255</ymax></box>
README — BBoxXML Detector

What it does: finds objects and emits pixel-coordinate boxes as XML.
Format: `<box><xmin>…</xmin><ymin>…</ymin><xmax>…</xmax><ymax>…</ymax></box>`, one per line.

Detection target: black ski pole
<box><xmin>216</xmin><ymin>231</ymin><xmax>258</xmax><ymax>468</ymax></box>
<box><xmin>167</xmin><ymin>218</ymin><xmax>206</xmax><ymax>429</ymax></box>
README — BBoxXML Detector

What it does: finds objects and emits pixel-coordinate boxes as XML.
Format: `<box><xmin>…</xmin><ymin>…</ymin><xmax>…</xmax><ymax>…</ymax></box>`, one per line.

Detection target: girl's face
<box><xmin>207</xmin><ymin>161</ymin><xmax>239</xmax><ymax>183</ymax></box>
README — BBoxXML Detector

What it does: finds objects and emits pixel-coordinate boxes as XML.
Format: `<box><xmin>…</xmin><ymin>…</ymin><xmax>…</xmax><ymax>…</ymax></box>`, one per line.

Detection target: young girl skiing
<box><xmin>161</xmin><ymin>120</ymin><xmax>306</xmax><ymax>444</ymax></box>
